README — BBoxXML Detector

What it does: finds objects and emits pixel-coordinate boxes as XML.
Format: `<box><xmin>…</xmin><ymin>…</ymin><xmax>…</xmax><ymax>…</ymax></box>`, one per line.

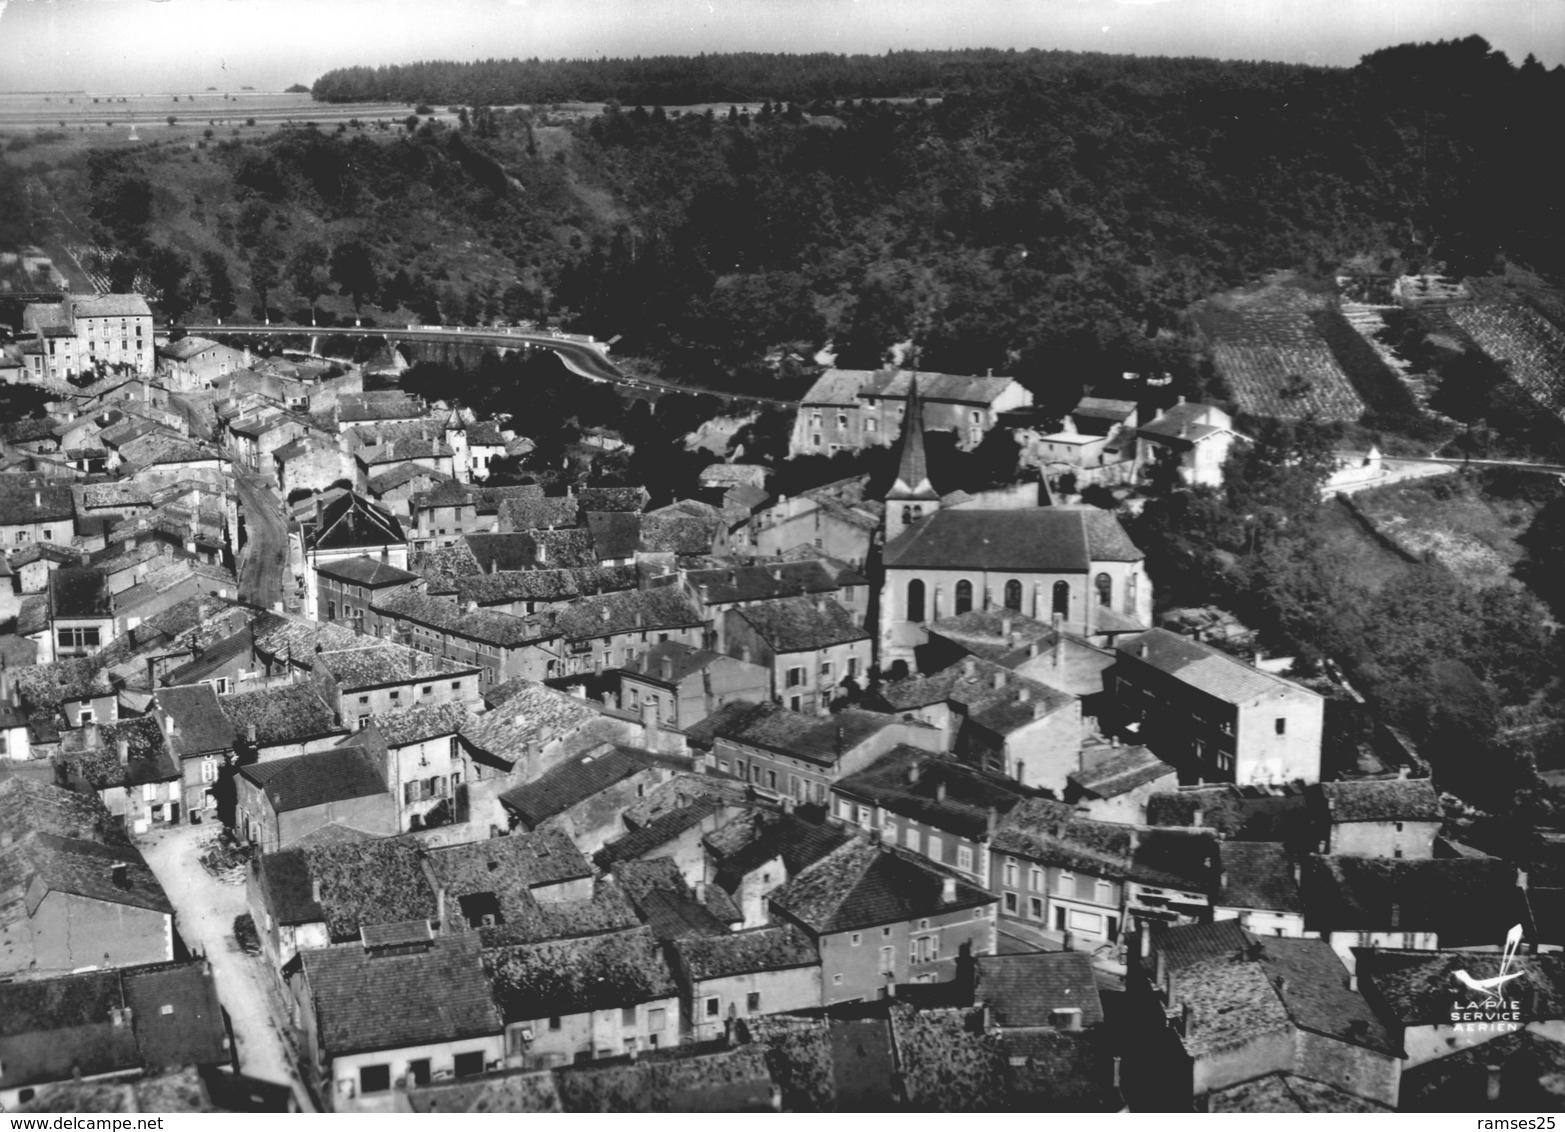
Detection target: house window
<box><xmin>705</xmin><ymin>996</ymin><xmax>721</xmax><ymax>1017</ymax></box>
<box><xmin>848</xmin><ymin>656</ymin><xmax>860</xmax><ymax>678</ymax></box>
<box><xmin>359</xmin><ymin>695</ymin><xmax>369</xmax><ymax>705</ymax></box>
<box><xmin>1004</xmin><ymin>892</ymin><xmax>1018</xmax><ymax>913</ymax></box>
<box><xmin>819</xmin><ymin>661</ymin><xmax>832</xmax><ymax>679</ymax></box>
<box><xmin>954</xmin><ymin>579</ymin><xmax>973</xmax><ymax>616</ymax></box>
<box><xmin>1275</xmin><ymin>717</ymin><xmax>1287</xmax><ymax>735</ymax></box>
<box><xmin>212</xmin><ymin>677</ymin><xmax>230</xmax><ymax>695</ymax></box>
<box><xmin>78</xmin><ymin>708</ymin><xmax>96</xmax><ymax>726</ymax></box>
<box><xmin>1004</xmin><ymin>579</ymin><xmax>1023</xmax><ymax>611</ymax></box>
<box><xmin>927</xmin><ymin>835</ymin><xmax>943</xmax><ymax>861</ymax></box>
<box><xmin>1058</xmin><ymin>871</ymin><xmax>1074</xmax><ymax>895</ymax></box>
<box><xmin>622</xmin><ymin>1006</ymin><xmax>636</xmax><ymax>1027</ymax></box>
<box><xmin>359</xmin><ymin>1065</ymin><xmax>391</xmax><ymax>1094</ymax></box>
<box><xmin>747</xmin><ymin>991</ymin><xmax>761</xmax><ymax>1013</ymax></box>
<box><xmin>1029</xmin><ymin>897</ymin><xmax>1044</xmax><ymax>920</ymax></box>
<box><xmin>957</xmin><ymin>845</ymin><xmax>974</xmax><ymax>872</ymax></box>
<box><xmin>832</xmin><ymin>974</ymin><xmax>843</xmax><ymax>986</ymax></box>
<box><xmin>786</xmin><ymin>667</ymin><xmax>804</xmax><ymax>688</ymax></box>
<box><xmin>850</xmin><ymin>932</ymin><xmax>863</xmax><ymax>946</ymax></box>
<box><xmin>904</xmin><ymin>827</ymin><xmax>920</xmax><ymax>852</ymax></box>
<box><xmin>648</xmin><ymin>1008</ymin><xmax>666</xmax><ymax>1032</ymax></box>
<box><xmin>453</xmin><ymin>1051</ymin><xmax>484</xmax><ymax>1078</ymax></box>
<box><xmin>423</xmin><ymin>684</ymin><xmax>433</xmax><ymax>696</ymax></box>
<box><xmin>409</xmin><ymin>1058</ymin><xmax>432</xmax><ymax>1086</ymax></box>
<box><xmin>549</xmin><ymin>1017</ymin><xmax>562</xmax><ymax>1031</ymax></box>
<box><xmin>1004</xmin><ymin>859</ymin><xmax>1019</xmax><ymax>886</ymax></box>
<box><xmin>389</xmin><ymin>690</ymin><xmax>400</xmax><ymax>702</ymax></box>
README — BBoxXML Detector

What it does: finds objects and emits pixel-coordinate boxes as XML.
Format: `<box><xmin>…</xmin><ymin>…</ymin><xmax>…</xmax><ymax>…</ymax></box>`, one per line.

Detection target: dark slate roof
<box><xmin>0</xmin><ymin>777</ymin><xmax>129</xmax><ymax>847</ymax></box>
<box><xmin>301</xmin><ymin>933</ymin><xmax>501</xmax><ymax>1057</ymax></box>
<box><xmin>300</xmin><ymin>836</ymin><xmax>440</xmax><ymax>941</ymax></box>
<box><xmin>314</xmin><ymin>555</ymin><xmax>421</xmax><ymax>587</ymax></box>
<box><xmin>160</xmin><ymin>618</ymin><xmax>278</xmax><ymax>687</ymax></box>
<box><xmin>49</xmin><ymin>566</ymin><xmax>112</xmax><ymax>619</ymax></box>
<box><xmin>220</xmin><ymin>682</ymin><xmax>342</xmax><ymax>747</ymax></box>
<box><xmin>0</xmin><ymin>971</ymin><xmax>140</xmax><ymax>1090</ymax></box>
<box><xmin>1144</xmin><ymin>785</ymin><xmax>1311</xmax><ymax>842</ymax></box>
<box><xmin>1317</xmin><ymin>778</ymin><xmax>1443</xmax><ymax>824</ymax></box>
<box><xmin>499</xmin><ymin>746</ymin><xmax>655</xmax><ymax>827</ymax></box>
<box><xmin>1302</xmin><ymin>856</ymin><xmax>1523</xmax><ymax>939</ymax></box>
<box><xmin>883</xmin><ymin>505</ymin><xmax>1142</xmax><ymax>571</ymax></box>
<box><xmin>729</xmin><ymin>596</ymin><xmax>868</xmax><ymax>653</ymax></box>
<box><xmin>553</xmin><ymin>1043</ymin><xmax>774</xmax><ymax>1114</ymax></box>
<box><xmin>253</xmin><ymin>849</ymin><xmax>325</xmax><ymax>925</ymax></box>
<box><xmin>238</xmin><ymin>747</ymin><xmax>387</xmax><ymax>814</ymax></box>
<box><xmin>703</xmin><ymin>807</ymin><xmax>854</xmax><ymax>890</ymax></box>
<box><xmin>1356</xmin><ymin>949</ymin><xmax>1565</xmax><ymax>1027</ymax></box>
<box><xmin>371</xmin><ymin>588</ymin><xmax>552</xmax><ymax>647</ymax></box>
<box><xmin>1115</xmin><ymin>628</ymin><xmax>1316</xmax><ymax>705</ymax></box>
<box><xmin>551</xmin><ymin>585</ymin><xmax>704</xmax><ymax>642</ymax></box>
<box><xmin>672</xmin><ymin>923</ymin><xmax>819</xmax><ymax>982</ymax></box>
<box><xmin>585</xmin><ymin>511</ymin><xmax>640</xmax><ymax>560</ymax></box>
<box><xmin>307</xmin><ymin>491</ymin><xmax>405</xmax><ymax>552</ymax></box>
<box><xmin>616</xmin><ymin>641</ymin><xmax>736</xmax><ymax>687</ymax></box>
<box><xmin>154</xmin><ymin>684</ymin><xmax>237</xmax><ymax>757</ymax></box>
<box><xmin>1250</xmin><ymin>935</ymin><xmax>1399</xmax><ymax>1056</ymax></box>
<box><xmin>425</xmin><ymin>828</ymin><xmax>592</xmax><ymax>909</ymax></box>
<box><xmin>0</xmin><ymin>478</ymin><xmax>74</xmax><ymax>524</ymax></box>
<box><xmin>483</xmin><ymin>925</ymin><xmax>678</xmax><ymax>1020</ymax></box>
<box><xmin>769</xmin><ymin>835</ymin><xmax>996</xmax><ymax>935</ymax></box>
<box><xmin>686</xmin><ymin>560</ymin><xmax>844</xmax><ymax>606</ymax></box>
<box><xmin>1217</xmin><ymin>841</ymin><xmax>1304</xmax><ymax>913</ymax></box>
<box><xmin>122</xmin><ymin>963</ymin><xmax>228</xmax><ymax>1069</ymax></box>
<box><xmin>974</xmin><ymin>951</ymin><xmax>1105</xmax><ymax>1028</ymax></box>
<box><xmin>832</xmin><ymin>746</ymin><xmax>1031</xmax><ymax>841</ymax></box>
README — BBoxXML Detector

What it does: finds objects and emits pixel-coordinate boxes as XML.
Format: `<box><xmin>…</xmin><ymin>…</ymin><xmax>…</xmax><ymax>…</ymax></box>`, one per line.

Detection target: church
<box><xmin>878</xmin><ymin>379</ymin><xmax>1153</xmax><ymax>672</ymax></box>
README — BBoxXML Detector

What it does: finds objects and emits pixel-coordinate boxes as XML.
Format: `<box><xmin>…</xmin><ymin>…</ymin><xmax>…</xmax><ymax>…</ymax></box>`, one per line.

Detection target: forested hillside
<box><xmin>30</xmin><ymin>37</ymin><xmax>1565</xmax><ymax>414</ymax></box>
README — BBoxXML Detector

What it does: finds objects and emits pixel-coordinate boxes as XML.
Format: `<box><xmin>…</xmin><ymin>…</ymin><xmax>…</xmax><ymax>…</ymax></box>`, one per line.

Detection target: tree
<box><xmin>250</xmin><ymin>235</ymin><xmax>283</xmax><ymax>318</ymax></box>
<box><xmin>202</xmin><ymin>250</ymin><xmax>237</xmax><ymax>318</ymax></box>
<box><xmin>329</xmin><ymin>239</ymin><xmax>379</xmax><ymax>312</ymax></box>
<box><xmin>147</xmin><ymin>244</ymin><xmax>194</xmax><ymax>322</ymax></box>
<box><xmin>288</xmin><ymin>240</ymin><xmax>333</xmax><ymax>323</ymax></box>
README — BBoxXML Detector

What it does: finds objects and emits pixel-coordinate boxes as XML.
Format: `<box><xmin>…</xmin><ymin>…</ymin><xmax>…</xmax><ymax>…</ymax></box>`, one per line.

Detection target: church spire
<box><xmin>891</xmin><ymin>374</ymin><xmax>937</xmax><ymax>501</ymax></box>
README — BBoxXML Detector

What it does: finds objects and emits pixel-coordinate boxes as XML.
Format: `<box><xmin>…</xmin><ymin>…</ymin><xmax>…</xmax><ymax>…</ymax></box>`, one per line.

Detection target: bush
<box><xmin>414</xmin><ymin>103</ymin><xmax>434</xmax><ymax>115</ymax></box>
<box><xmin>245</xmin><ymin>117</ymin><xmax>256</xmax><ymax>127</ymax></box>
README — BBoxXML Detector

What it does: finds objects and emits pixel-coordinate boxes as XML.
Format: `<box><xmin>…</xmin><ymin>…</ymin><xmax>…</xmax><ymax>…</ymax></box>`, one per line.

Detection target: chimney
<box><xmin>247</xmin><ymin>722</ymin><xmax>257</xmax><ymax>744</ymax></box>
<box><xmin>116</xmin><ymin>738</ymin><xmax>129</xmax><ymax>766</ymax></box>
<box><xmin>1219</xmin><ymin>870</ymin><xmax>1229</xmax><ymax>891</ymax></box>
<box><xmin>1128</xmin><ymin>829</ymin><xmax>1140</xmax><ymax>854</ymax></box>
<box><xmin>315</xmin><ymin>496</ymin><xmax>324</xmax><ymax>529</ymax></box>
<box><xmin>641</xmin><ymin>701</ymin><xmax>660</xmax><ymax>747</ymax></box>
<box><xmin>1273</xmin><ymin>975</ymin><xmax>1288</xmax><ymax>998</ymax></box>
<box><xmin>600</xmin><ymin>606</ymin><xmax>611</xmax><ymax>623</ymax></box>
<box><xmin>311</xmin><ymin>877</ymin><xmax>322</xmax><ymax>905</ymax></box>
<box><xmin>1397</xmin><ymin>765</ymin><xmax>1409</xmax><ymax>780</ymax></box>
<box><xmin>34</xmin><ymin>490</ymin><xmax>40</xmax><ymax>507</ymax></box>
<box><xmin>1192</xmin><ymin>809</ymin><xmax>1203</xmax><ymax>828</ymax></box>
<box><xmin>489</xmin><ymin>557</ymin><xmax>497</xmax><ymax>575</ymax></box>
<box><xmin>536</xmin><ymin>541</ymin><xmax>547</xmax><ymax>564</ymax></box>
<box><xmin>80</xmin><ymin>551</ymin><xmax>91</xmax><ymax>567</ymax></box>
<box><xmin>940</xmin><ymin>876</ymin><xmax>957</xmax><ymax>904</ymax></box>
<box><xmin>992</xmin><ymin>670</ymin><xmax>1006</xmax><ymax>691</ymax></box>
<box><xmin>1032</xmin><ymin>700</ymin><xmax>1047</xmax><ymax>720</ymax></box>
<box><xmin>660</xmin><ymin>655</ymin><xmax>673</xmax><ymax>682</ymax></box>
<box><xmin>1016</xmin><ymin>686</ymin><xmax>1030</xmax><ymax>703</ymax></box>
<box><xmin>908</xmin><ymin>760</ymin><xmax>921</xmax><ymax>785</ymax></box>
<box><xmin>1348</xmin><ymin>972</ymin><xmax>1359</xmax><ymax>992</ymax></box>
<box><xmin>1485</xmin><ymin>1065</ymin><xmax>1503</xmax><ymax>1103</ymax></box>
<box><xmin>1000</xmin><ymin>616</ymin><xmax>1012</xmax><ymax>638</ymax></box>
<box><xmin>815</xmin><ymin>597</ymin><xmax>826</xmax><ymax>615</ymax></box>
<box><xmin>963</xmin><ymin>658</ymin><xmax>977</xmax><ymax>678</ymax></box>
<box><xmin>741</xmin><ymin>646</ymin><xmax>752</xmax><ymax>665</ymax></box>
<box><xmin>936</xmin><ymin>782</ymin><xmax>947</xmax><ymax>803</ymax></box>
<box><xmin>465</xmin><ymin>600</ymin><xmax>478</xmax><ymax>614</ymax></box>
<box><xmin>694</xmin><ymin>880</ymin><xmax>708</xmax><ymax>903</ymax></box>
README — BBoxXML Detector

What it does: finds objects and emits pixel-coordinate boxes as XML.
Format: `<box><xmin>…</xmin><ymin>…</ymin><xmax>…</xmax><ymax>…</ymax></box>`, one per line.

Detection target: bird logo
<box><xmin>1454</xmin><ymin>924</ymin><xmax>1525</xmax><ymax>1002</ymax></box>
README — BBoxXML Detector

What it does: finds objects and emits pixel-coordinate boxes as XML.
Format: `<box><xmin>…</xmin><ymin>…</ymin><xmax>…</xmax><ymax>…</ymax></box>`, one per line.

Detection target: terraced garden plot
<box><xmin>1446</xmin><ymin>300</ymin><xmax>1565</xmax><ymax>421</ymax></box>
<box><xmin>1198</xmin><ymin>309</ymin><xmax>1366</xmax><ymax>421</ymax></box>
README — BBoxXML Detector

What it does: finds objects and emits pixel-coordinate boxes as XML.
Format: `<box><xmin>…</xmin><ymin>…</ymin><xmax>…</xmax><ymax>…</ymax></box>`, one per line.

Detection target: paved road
<box><xmin>232</xmin><ymin>463</ymin><xmax>290</xmax><ymax>612</ymax></box>
<box><xmin>139</xmin><ymin>824</ymin><xmax>314</xmax><ymax>1111</ymax></box>
<box><xmin>173</xmin><ymin>322</ymin><xmax>796</xmax><ymax>407</ymax></box>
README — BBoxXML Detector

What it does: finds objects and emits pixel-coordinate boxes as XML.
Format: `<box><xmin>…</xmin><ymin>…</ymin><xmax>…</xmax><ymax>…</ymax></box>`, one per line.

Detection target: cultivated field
<box><xmin>1446</xmin><ymin>299</ymin><xmax>1565</xmax><ymax>422</ymax></box>
<box><xmin>0</xmin><ymin>90</ymin><xmax>458</xmax><ymax>164</ymax></box>
<box><xmin>1197</xmin><ymin>307</ymin><xmax>1367</xmax><ymax>421</ymax></box>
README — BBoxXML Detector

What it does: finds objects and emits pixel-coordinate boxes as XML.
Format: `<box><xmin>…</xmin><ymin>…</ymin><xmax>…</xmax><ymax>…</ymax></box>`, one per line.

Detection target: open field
<box><xmin>1352</xmin><ymin>470</ymin><xmax>1552</xmax><ymax>589</ymax></box>
<box><xmin>1313</xmin><ymin>496</ymin><xmax>1415</xmax><ymax>594</ymax></box>
<box><xmin>0</xmin><ymin>90</ymin><xmax>459</xmax><ymax>164</ymax></box>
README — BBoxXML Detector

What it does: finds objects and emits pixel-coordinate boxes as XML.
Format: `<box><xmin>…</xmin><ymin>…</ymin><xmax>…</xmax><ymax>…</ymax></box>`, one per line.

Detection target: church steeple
<box><xmin>884</xmin><ymin>374</ymin><xmax>938</xmax><ymax>542</ymax></box>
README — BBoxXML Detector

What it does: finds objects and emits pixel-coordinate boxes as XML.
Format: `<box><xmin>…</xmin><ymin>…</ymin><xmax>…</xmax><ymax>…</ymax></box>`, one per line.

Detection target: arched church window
<box><xmin>1052</xmin><ymin>580</ymin><xmax>1070</xmax><ymax>618</ymax></box>
<box><xmin>1096</xmin><ymin>572</ymin><xmax>1112</xmax><ymax>608</ymax></box>
<box><xmin>1004</xmin><ymin>580</ymin><xmax>1023</xmax><ymax>611</ymax></box>
<box><xmin>907</xmin><ymin>579</ymin><xmax>926</xmax><ymax>623</ymax></box>
<box><xmin>955</xmin><ymin>579</ymin><xmax>973</xmax><ymax>616</ymax></box>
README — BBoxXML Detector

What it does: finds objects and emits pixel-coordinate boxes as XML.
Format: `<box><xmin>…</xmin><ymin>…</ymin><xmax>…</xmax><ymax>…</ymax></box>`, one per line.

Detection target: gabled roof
<box><xmin>460</xmin><ymin>681</ymin><xmax>603</xmax><ymax>769</ymax></box>
<box><xmin>238</xmin><ymin>747</ymin><xmax>387</xmax><ymax>814</ymax></box>
<box><xmin>57</xmin><ymin>716</ymin><xmax>180</xmax><ymax>790</ymax></box>
<box><xmin>1068</xmin><ymin>745</ymin><xmax>1177</xmax><ymax>800</ymax></box>
<box><xmin>1116</xmin><ymin>628</ymin><xmax>1320</xmax><ymax>706</ymax></box>
<box><xmin>16</xmin><ymin>832</ymin><xmax>173</xmax><ymax>915</ymax></box>
<box><xmin>312</xmin><ymin>640</ymin><xmax>478</xmax><ymax>690</ymax></box>
<box><xmin>1301</xmin><ymin>855</ymin><xmax>1522</xmax><ymax>938</ymax></box>
<box><xmin>0</xmin><ymin>777</ymin><xmax>129</xmax><ymax>847</ymax></box>
<box><xmin>220</xmin><ymin>682</ymin><xmax>342</xmax><ymax>747</ymax></box>
<box><xmin>1216</xmin><ymin>841</ymin><xmax>1303</xmax><ymax>913</ymax></box>
<box><xmin>154</xmin><ymin>683</ymin><xmax>238</xmax><ymax>757</ymax></box>
<box><xmin>673</xmin><ymin>923</ymin><xmax>819</xmax><ymax>982</ymax></box>
<box><xmin>425</xmin><ymin>828</ymin><xmax>592</xmax><ymax>911</ymax></box>
<box><xmin>0</xmin><ymin>970</ymin><xmax>140</xmax><ymax>1090</ymax></box>
<box><xmin>832</xmin><ymin>746</ymin><xmax>1031</xmax><ymax>840</ymax></box>
<box><xmin>121</xmin><ymin>963</ymin><xmax>228</xmax><ymax>1069</ymax></box>
<box><xmin>302</xmin><ymin>932</ymin><xmax>500</xmax><ymax>1057</ymax></box>
<box><xmin>1208</xmin><ymin>1073</ymin><xmax>1393</xmax><ymax>1113</ymax></box>
<box><xmin>975</xmin><ymin>951</ymin><xmax>1105</xmax><ymax>1028</ymax></box>
<box><xmin>709</xmin><ymin>702</ymin><xmax>906</xmax><ymax>767</ymax></box>
<box><xmin>608</xmin><ymin>856</ymin><xmax>736</xmax><ymax>940</ymax></box>
<box><xmin>551</xmin><ymin>585</ymin><xmax>703</xmax><ymax>642</ymax></box>
<box><xmin>883</xmin><ymin>505</ymin><xmax>1142</xmax><ymax>571</ymax></box>
<box><xmin>72</xmin><ymin>293</ymin><xmax>153</xmax><ymax>319</ymax></box>
<box><xmin>313</xmin><ymin>555</ymin><xmax>421</xmax><ymax>588</ymax></box>
<box><xmin>616</xmin><ymin>641</ymin><xmax>740</xmax><ymax>688</ymax></box>
<box><xmin>596</xmin><ymin>799</ymin><xmax>730</xmax><ymax>870</ymax></box>
<box><xmin>1356</xmin><ymin>949</ymin><xmax>1565</xmax><ymax>1027</ymax></box>
<box><xmin>1251</xmin><ymin>935</ymin><xmax>1398</xmax><ymax>1055</ymax></box>
<box><xmin>498</xmin><ymin>746</ymin><xmax>656</xmax><ymax>827</ymax></box>
<box><xmin>307</xmin><ymin>491</ymin><xmax>405</xmax><ymax>552</ymax></box>
<box><xmin>0</xmin><ymin>479</ymin><xmax>74</xmax><ymax>524</ymax></box>
<box><xmin>1317</xmin><ymin>777</ymin><xmax>1443</xmax><ymax>824</ymax></box>
<box><xmin>685</xmin><ymin>559</ymin><xmax>851</xmax><ymax>607</ymax></box>
<box><xmin>371</xmin><ymin>588</ymin><xmax>553</xmax><ymax>648</ymax></box>
<box><xmin>730</xmin><ymin>595</ymin><xmax>868</xmax><ymax>653</ymax></box>
<box><xmin>483</xmin><ymin>925</ymin><xmax>678</xmax><ymax>1020</ymax></box>
<box><xmin>704</xmin><ymin>807</ymin><xmax>853</xmax><ymax>889</ymax></box>
<box><xmin>455</xmin><ymin>564</ymin><xmax>637</xmax><ymax>607</ymax></box>
<box><xmin>769</xmin><ymin>835</ymin><xmax>996</xmax><ymax>935</ymax></box>
<box><xmin>365</xmin><ymin>701</ymin><xmax>468</xmax><ymax>748</ymax></box>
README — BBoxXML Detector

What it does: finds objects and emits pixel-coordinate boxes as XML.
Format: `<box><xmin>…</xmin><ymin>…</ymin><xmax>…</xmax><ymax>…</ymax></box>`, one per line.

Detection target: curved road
<box><xmin>174</xmin><ymin>323</ymin><xmax>796</xmax><ymax>407</ymax></box>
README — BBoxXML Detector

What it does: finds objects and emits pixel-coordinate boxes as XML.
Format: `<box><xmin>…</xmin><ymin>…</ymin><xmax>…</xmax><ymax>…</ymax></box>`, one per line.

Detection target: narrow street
<box><xmin>138</xmin><ymin>824</ymin><xmax>314</xmax><ymax>1111</ymax></box>
<box><xmin>231</xmin><ymin>462</ymin><xmax>291</xmax><ymax>611</ymax></box>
